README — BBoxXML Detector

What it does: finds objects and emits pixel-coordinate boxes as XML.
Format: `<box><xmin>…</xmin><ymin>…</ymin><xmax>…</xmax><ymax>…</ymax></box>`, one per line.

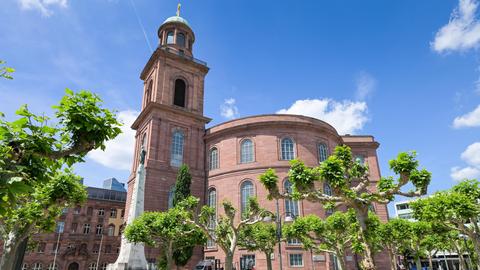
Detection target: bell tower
<box><xmin>126</xmin><ymin>7</ymin><xmax>210</xmax><ymax>266</ymax></box>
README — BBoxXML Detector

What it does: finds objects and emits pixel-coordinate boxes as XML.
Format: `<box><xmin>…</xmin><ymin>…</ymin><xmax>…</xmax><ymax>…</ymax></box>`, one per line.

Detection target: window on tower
<box><xmin>173</xmin><ymin>79</ymin><xmax>186</xmax><ymax>107</ymax></box>
<box><xmin>167</xmin><ymin>31</ymin><xmax>174</xmax><ymax>44</ymax></box>
<box><xmin>144</xmin><ymin>80</ymin><xmax>153</xmax><ymax>107</ymax></box>
<box><xmin>177</xmin><ymin>33</ymin><xmax>186</xmax><ymax>47</ymax></box>
<box><xmin>170</xmin><ymin>130</ymin><xmax>184</xmax><ymax>167</ymax></box>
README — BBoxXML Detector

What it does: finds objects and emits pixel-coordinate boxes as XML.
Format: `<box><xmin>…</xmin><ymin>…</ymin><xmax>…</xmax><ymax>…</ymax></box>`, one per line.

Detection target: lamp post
<box><xmin>274</xmin><ymin>198</ymin><xmax>296</xmax><ymax>270</ymax></box>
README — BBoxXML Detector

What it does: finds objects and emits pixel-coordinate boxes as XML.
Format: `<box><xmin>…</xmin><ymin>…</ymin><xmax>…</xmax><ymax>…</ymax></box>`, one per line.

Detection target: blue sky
<box><xmin>1</xmin><ymin>0</ymin><xmax>480</xmax><ymax>212</ymax></box>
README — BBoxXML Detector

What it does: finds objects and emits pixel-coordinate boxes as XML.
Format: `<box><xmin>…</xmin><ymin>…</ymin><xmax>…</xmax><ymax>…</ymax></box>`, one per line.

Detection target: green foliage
<box><xmin>0</xmin><ymin>60</ymin><xmax>15</xmax><ymax>80</ymax></box>
<box><xmin>259</xmin><ymin>145</ymin><xmax>431</xmax><ymax>269</ymax></box>
<box><xmin>0</xmin><ymin>89</ymin><xmax>121</xmax><ymax>214</ymax></box>
<box><xmin>171</xmin><ymin>164</ymin><xmax>193</xmax><ymax>266</ymax></box>
<box><xmin>172</xmin><ymin>164</ymin><xmax>192</xmax><ymax>207</ymax></box>
<box><xmin>125</xmin><ymin>204</ymin><xmax>205</xmax><ymax>269</ymax></box>
<box><xmin>238</xmin><ymin>222</ymin><xmax>277</xmax><ymax>254</ymax></box>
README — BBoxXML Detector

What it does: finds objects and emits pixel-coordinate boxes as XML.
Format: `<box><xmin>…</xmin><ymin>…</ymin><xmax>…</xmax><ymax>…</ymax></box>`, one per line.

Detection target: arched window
<box><xmin>88</xmin><ymin>263</ymin><xmax>97</xmax><ymax>270</ymax></box>
<box><xmin>281</xmin><ymin>138</ymin><xmax>295</xmax><ymax>160</ymax></box>
<box><xmin>284</xmin><ymin>180</ymin><xmax>299</xmax><ymax>218</ymax></box>
<box><xmin>47</xmin><ymin>264</ymin><xmax>58</xmax><ymax>270</ymax></box>
<box><xmin>323</xmin><ymin>182</ymin><xmax>332</xmax><ymax>196</ymax></box>
<box><xmin>240</xmin><ymin>180</ymin><xmax>255</xmax><ymax>214</ymax></box>
<box><xmin>33</xmin><ymin>263</ymin><xmax>43</xmax><ymax>270</ymax></box>
<box><xmin>167</xmin><ymin>31</ymin><xmax>174</xmax><ymax>44</ymax></box>
<box><xmin>207</xmin><ymin>188</ymin><xmax>217</xmax><ymax>248</ymax></box>
<box><xmin>168</xmin><ymin>185</ymin><xmax>176</xmax><ymax>209</ymax></box>
<box><xmin>318</xmin><ymin>143</ymin><xmax>328</xmax><ymax>163</ymax></box>
<box><xmin>96</xmin><ymin>224</ymin><xmax>103</xmax><ymax>235</ymax></box>
<box><xmin>240</xmin><ymin>139</ymin><xmax>254</xmax><ymax>163</ymax></box>
<box><xmin>170</xmin><ymin>130</ymin><xmax>184</xmax><ymax>167</ymax></box>
<box><xmin>108</xmin><ymin>224</ymin><xmax>115</xmax><ymax>236</ymax></box>
<box><xmin>177</xmin><ymin>33</ymin><xmax>186</xmax><ymax>47</ymax></box>
<box><xmin>144</xmin><ymin>80</ymin><xmax>153</xmax><ymax>106</ymax></box>
<box><xmin>173</xmin><ymin>79</ymin><xmax>186</xmax><ymax>107</ymax></box>
<box><xmin>208</xmin><ymin>188</ymin><xmax>217</xmax><ymax>209</ymax></box>
<box><xmin>209</xmin><ymin>147</ymin><xmax>219</xmax><ymax>170</ymax></box>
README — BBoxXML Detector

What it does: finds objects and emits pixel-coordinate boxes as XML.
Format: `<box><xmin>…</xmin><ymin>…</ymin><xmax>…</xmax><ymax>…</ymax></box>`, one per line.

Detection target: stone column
<box><xmin>108</xmin><ymin>148</ymin><xmax>149</xmax><ymax>270</ymax></box>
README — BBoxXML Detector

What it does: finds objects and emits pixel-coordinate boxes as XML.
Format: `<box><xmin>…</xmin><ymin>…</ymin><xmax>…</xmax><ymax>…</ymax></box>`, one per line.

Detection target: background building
<box><xmin>126</xmin><ymin>11</ymin><xmax>390</xmax><ymax>270</ymax></box>
<box><xmin>20</xmin><ymin>180</ymin><xmax>127</xmax><ymax>270</ymax></box>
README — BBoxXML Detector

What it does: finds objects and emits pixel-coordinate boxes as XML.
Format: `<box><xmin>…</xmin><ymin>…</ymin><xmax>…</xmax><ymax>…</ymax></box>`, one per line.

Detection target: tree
<box><xmin>0</xmin><ymin>60</ymin><xmax>14</xmax><ymax>79</ymax></box>
<box><xmin>283</xmin><ymin>211</ymin><xmax>357</xmax><ymax>270</ymax></box>
<box><xmin>0</xmin><ymin>89</ymin><xmax>121</xmax><ymax>214</ymax></box>
<box><xmin>238</xmin><ymin>222</ymin><xmax>277</xmax><ymax>270</ymax></box>
<box><xmin>259</xmin><ymin>145</ymin><xmax>431</xmax><ymax>270</ymax></box>
<box><xmin>124</xmin><ymin>202</ymin><xmax>205</xmax><ymax>270</ymax></box>
<box><xmin>0</xmin><ymin>170</ymin><xmax>87</xmax><ymax>269</ymax></box>
<box><xmin>379</xmin><ymin>218</ymin><xmax>413</xmax><ymax>270</ymax></box>
<box><xmin>172</xmin><ymin>164</ymin><xmax>194</xmax><ymax>266</ymax></box>
<box><xmin>184</xmin><ymin>196</ymin><xmax>273</xmax><ymax>270</ymax></box>
<box><xmin>411</xmin><ymin>179</ymin><xmax>480</xmax><ymax>264</ymax></box>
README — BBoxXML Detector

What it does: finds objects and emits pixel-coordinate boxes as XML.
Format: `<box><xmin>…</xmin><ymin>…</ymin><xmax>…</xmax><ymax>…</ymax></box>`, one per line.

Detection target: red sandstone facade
<box><xmin>126</xmin><ymin>12</ymin><xmax>390</xmax><ymax>270</ymax></box>
<box><xmin>19</xmin><ymin>187</ymin><xmax>127</xmax><ymax>270</ymax></box>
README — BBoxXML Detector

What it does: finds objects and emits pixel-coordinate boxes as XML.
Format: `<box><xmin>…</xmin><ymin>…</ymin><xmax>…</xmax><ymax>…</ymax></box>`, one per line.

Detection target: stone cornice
<box><xmin>131</xmin><ymin>102</ymin><xmax>211</xmax><ymax>130</ymax></box>
<box><xmin>140</xmin><ymin>47</ymin><xmax>209</xmax><ymax>80</ymax></box>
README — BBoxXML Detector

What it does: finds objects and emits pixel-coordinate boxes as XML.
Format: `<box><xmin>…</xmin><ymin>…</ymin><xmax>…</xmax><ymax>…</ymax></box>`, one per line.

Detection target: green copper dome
<box><xmin>162</xmin><ymin>16</ymin><xmax>191</xmax><ymax>28</ymax></box>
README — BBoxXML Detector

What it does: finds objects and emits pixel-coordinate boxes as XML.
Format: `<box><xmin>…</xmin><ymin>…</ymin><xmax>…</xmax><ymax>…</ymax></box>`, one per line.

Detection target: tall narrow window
<box><xmin>108</xmin><ymin>225</ymin><xmax>115</xmax><ymax>236</ymax></box>
<box><xmin>318</xmin><ymin>143</ymin><xmax>328</xmax><ymax>163</ymax></box>
<box><xmin>206</xmin><ymin>188</ymin><xmax>217</xmax><ymax>248</ymax></box>
<box><xmin>240</xmin><ymin>139</ymin><xmax>254</xmax><ymax>163</ymax></box>
<box><xmin>281</xmin><ymin>138</ymin><xmax>295</xmax><ymax>160</ymax></box>
<box><xmin>355</xmin><ymin>155</ymin><xmax>366</xmax><ymax>165</ymax></box>
<box><xmin>83</xmin><ymin>224</ymin><xmax>90</xmax><ymax>234</ymax></box>
<box><xmin>324</xmin><ymin>182</ymin><xmax>333</xmax><ymax>215</ymax></box>
<box><xmin>173</xmin><ymin>79</ymin><xmax>186</xmax><ymax>107</ymax></box>
<box><xmin>96</xmin><ymin>224</ymin><xmax>103</xmax><ymax>235</ymax></box>
<box><xmin>240</xmin><ymin>180</ymin><xmax>254</xmax><ymax>214</ymax></box>
<box><xmin>167</xmin><ymin>31</ymin><xmax>174</xmax><ymax>44</ymax></box>
<box><xmin>209</xmin><ymin>147</ymin><xmax>219</xmax><ymax>170</ymax></box>
<box><xmin>284</xmin><ymin>180</ymin><xmax>299</xmax><ymax>218</ymax></box>
<box><xmin>177</xmin><ymin>33</ymin><xmax>186</xmax><ymax>47</ymax></box>
<box><xmin>170</xmin><ymin>130</ymin><xmax>184</xmax><ymax>167</ymax></box>
<box><xmin>56</xmin><ymin>221</ymin><xmax>65</xmax><ymax>233</ymax></box>
<box><xmin>144</xmin><ymin>80</ymin><xmax>153</xmax><ymax>106</ymax></box>
<box><xmin>168</xmin><ymin>186</ymin><xmax>176</xmax><ymax>209</ymax></box>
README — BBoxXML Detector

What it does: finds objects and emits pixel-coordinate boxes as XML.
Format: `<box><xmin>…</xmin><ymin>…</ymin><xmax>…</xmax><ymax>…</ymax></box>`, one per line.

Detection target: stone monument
<box><xmin>107</xmin><ymin>146</ymin><xmax>149</xmax><ymax>270</ymax></box>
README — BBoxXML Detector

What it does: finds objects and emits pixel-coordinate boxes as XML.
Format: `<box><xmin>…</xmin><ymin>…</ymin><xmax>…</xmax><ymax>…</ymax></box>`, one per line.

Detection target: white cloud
<box><xmin>277</xmin><ymin>99</ymin><xmax>368</xmax><ymax>134</ymax></box>
<box><xmin>461</xmin><ymin>142</ymin><xmax>480</xmax><ymax>165</ymax></box>
<box><xmin>88</xmin><ymin>110</ymin><xmax>139</xmax><ymax>171</ymax></box>
<box><xmin>431</xmin><ymin>0</ymin><xmax>480</xmax><ymax>53</ymax></box>
<box><xmin>453</xmin><ymin>104</ymin><xmax>480</xmax><ymax>128</ymax></box>
<box><xmin>451</xmin><ymin>166</ymin><xmax>480</xmax><ymax>181</ymax></box>
<box><xmin>355</xmin><ymin>71</ymin><xmax>376</xmax><ymax>100</ymax></box>
<box><xmin>451</xmin><ymin>141</ymin><xmax>480</xmax><ymax>181</ymax></box>
<box><xmin>220</xmin><ymin>98</ymin><xmax>239</xmax><ymax>120</ymax></box>
<box><xmin>18</xmin><ymin>0</ymin><xmax>68</xmax><ymax>17</ymax></box>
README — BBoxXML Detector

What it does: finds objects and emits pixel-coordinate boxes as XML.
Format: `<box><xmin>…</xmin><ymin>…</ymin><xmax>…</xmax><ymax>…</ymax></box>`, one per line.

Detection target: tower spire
<box><xmin>176</xmin><ymin>3</ymin><xmax>181</xmax><ymax>17</ymax></box>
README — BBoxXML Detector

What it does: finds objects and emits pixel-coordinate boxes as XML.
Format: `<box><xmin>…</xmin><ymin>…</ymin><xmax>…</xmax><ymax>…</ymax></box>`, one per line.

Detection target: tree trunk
<box><xmin>387</xmin><ymin>248</ymin><xmax>397</xmax><ymax>270</ymax></box>
<box><xmin>265</xmin><ymin>252</ymin><xmax>272</xmax><ymax>270</ymax></box>
<box><xmin>336</xmin><ymin>253</ymin><xmax>347</xmax><ymax>270</ymax></box>
<box><xmin>355</xmin><ymin>209</ymin><xmax>376</xmax><ymax>270</ymax></box>
<box><xmin>454</xmin><ymin>244</ymin><xmax>467</xmax><ymax>270</ymax></box>
<box><xmin>0</xmin><ymin>232</ymin><xmax>23</xmax><ymax>270</ymax></box>
<box><xmin>166</xmin><ymin>241</ymin><xmax>174</xmax><ymax>270</ymax></box>
<box><xmin>224</xmin><ymin>252</ymin><xmax>234</xmax><ymax>270</ymax></box>
<box><xmin>415</xmin><ymin>257</ymin><xmax>422</xmax><ymax>270</ymax></box>
<box><xmin>428</xmin><ymin>254</ymin><xmax>433</xmax><ymax>270</ymax></box>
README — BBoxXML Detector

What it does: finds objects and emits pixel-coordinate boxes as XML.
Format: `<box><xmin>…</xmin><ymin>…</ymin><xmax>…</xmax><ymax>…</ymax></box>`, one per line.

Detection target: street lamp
<box><xmin>274</xmin><ymin>198</ymin><xmax>296</xmax><ymax>270</ymax></box>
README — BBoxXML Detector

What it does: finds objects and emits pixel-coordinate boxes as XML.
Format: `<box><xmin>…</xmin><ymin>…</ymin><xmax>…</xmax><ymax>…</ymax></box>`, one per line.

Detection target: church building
<box><xmin>126</xmin><ymin>9</ymin><xmax>390</xmax><ymax>270</ymax></box>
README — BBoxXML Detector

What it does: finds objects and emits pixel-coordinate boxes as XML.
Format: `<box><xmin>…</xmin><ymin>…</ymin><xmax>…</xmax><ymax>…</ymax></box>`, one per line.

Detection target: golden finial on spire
<box><xmin>176</xmin><ymin>3</ymin><xmax>181</xmax><ymax>17</ymax></box>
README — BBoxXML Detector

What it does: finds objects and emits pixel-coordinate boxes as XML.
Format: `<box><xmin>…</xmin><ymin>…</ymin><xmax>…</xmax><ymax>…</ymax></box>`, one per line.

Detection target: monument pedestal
<box><xmin>108</xmin><ymin>157</ymin><xmax>149</xmax><ymax>270</ymax></box>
